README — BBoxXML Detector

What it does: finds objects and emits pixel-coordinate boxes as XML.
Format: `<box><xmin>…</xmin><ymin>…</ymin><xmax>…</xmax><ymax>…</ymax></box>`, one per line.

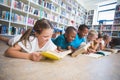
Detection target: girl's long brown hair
<box><xmin>14</xmin><ymin>18</ymin><xmax>53</xmax><ymax>47</ymax></box>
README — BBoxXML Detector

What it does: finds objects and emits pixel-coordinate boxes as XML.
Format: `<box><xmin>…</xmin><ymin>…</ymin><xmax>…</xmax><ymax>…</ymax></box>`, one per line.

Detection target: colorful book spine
<box><xmin>0</xmin><ymin>25</ymin><xmax>8</xmax><ymax>34</ymax></box>
<box><xmin>11</xmin><ymin>13</ymin><xmax>26</xmax><ymax>24</ymax></box>
<box><xmin>0</xmin><ymin>10</ymin><xmax>10</xmax><ymax>21</ymax></box>
<box><xmin>13</xmin><ymin>0</ymin><xmax>28</xmax><ymax>12</ymax></box>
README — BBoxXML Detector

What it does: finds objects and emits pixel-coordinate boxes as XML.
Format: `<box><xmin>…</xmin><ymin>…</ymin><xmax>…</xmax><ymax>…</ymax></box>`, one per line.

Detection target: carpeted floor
<box><xmin>0</xmin><ymin>41</ymin><xmax>120</xmax><ymax>80</ymax></box>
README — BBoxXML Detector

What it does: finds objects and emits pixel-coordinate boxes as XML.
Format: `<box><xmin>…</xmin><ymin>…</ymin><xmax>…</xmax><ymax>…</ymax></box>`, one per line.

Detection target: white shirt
<box><xmin>8</xmin><ymin>34</ymin><xmax>22</xmax><ymax>46</ymax></box>
<box><xmin>18</xmin><ymin>37</ymin><xmax>57</xmax><ymax>53</ymax></box>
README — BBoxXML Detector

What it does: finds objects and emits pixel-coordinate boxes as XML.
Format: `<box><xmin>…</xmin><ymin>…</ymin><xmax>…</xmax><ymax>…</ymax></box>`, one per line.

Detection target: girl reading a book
<box><xmin>101</xmin><ymin>35</ymin><xmax>112</xmax><ymax>49</ymax></box>
<box><xmin>4</xmin><ymin>18</ymin><xmax>57</xmax><ymax>61</ymax></box>
<box><xmin>85</xmin><ymin>30</ymin><xmax>99</xmax><ymax>53</ymax></box>
<box><xmin>53</xmin><ymin>26</ymin><xmax>77</xmax><ymax>51</ymax></box>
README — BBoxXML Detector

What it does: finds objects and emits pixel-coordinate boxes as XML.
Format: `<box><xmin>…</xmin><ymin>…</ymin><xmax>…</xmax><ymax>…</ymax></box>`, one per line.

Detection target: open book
<box><xmin>86</xmin><ymin>50</ymin><xmax>112</xmax><ymax>58</ymax></box>
<box><xmin>71</xmin><ymin>42</ymin><xmax>119</xmax><ymax>58</ymax></box>
<box><xmin>71</xmin><ymin>42</ymin><xmax>91</xmax><ymax>57</ymax></box>
<box><xmin>104</xmin><ymin>48</ymin><xmax>119</xmax><ymax>54</ymax></box>
<box><xmin>40</xmin><ymin>50</ymin><xmax>72</xmax><ymax>60</ymax></box>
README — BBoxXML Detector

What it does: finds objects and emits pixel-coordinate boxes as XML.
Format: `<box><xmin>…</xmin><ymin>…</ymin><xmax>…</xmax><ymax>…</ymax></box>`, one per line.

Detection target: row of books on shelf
<box><xmin>112</xmin><ymin>26</ymin><xmax>120</xmax><ymax>30</ymax></box>
<box><xmin>114</xmin><ymin>12</ymin><xmax>120</xmax><ymax>18</ymax></box>
<box><xmin>0</xmin><ymin>24</ymin><xmax>26</xmax><ymax>35</ymax></box>
<box><xmin>13</xmin><ymin>0</ymin><xmax>28</xmax><ymax>12</ymax></box>
<box><xmin>114</xmin><ymin>19</ymin><xmax>120</xmax><ymax>24</ymax></box>
<box><xmin>0</xmin><ymin>0</ymin><xmax>11</xmax><ymax>6</ymax></box>
<box><xmin>112</xmin><ymin>31</ymin><xmax>120</xmax><ymax>37</ymax></box>
<box><xmin>0</xmin><ymin>9</ymin><xmax>37</xmax><ymax>26</ymax></box>
<box><xmin>0</xmin><ymin>9</ymin><xmax>74</xmax><ymax>26</ymax></box>
<box><xmin>31</xmin><ymin>0</ymin><xmax>78</xmax><ymax>15</ymax></box>
<box><xmin>0</xmin><ymin>10</ymin><xmax>10</xmax><ymax>20</ymax></box>
<box><xmin>102</xmin><ymin>31</ymin><xmax>120</xmax><ymax>37</ymax></box>
<box><xmin>11</xmin><ymin>12</ymin><xmax>26</xmax><ymax>24</ymax></box>
<box><xmin>13</xmin><ymin>0</ymin><xmax>41</xmax><ymax>17</ymax></box>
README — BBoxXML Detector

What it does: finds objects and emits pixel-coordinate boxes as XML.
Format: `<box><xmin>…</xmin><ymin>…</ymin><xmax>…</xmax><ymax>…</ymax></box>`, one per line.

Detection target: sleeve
<box><xmin>83</xmin><ymin>37</ymin><xmax>86</xmax><ymax>42</ymax></box>
<box><xmin>18</xmin><ymin>41</ymin><xmax>32</xmax><ymax>53</ymax></box>
<box><xmin>8</xmin><ymin>34</ymin><xmax>22</xmax><ymax>46</ymax></box>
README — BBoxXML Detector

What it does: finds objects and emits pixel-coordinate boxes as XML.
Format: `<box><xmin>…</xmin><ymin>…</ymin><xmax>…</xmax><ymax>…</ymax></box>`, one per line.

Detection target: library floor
<box><xmin>0</xmin><ymin>41</ymin><xmax>120</xmax><ymax>80</ymax></box>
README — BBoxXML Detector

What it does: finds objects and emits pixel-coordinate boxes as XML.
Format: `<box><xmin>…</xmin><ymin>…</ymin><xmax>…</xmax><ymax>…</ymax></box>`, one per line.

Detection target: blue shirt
<box><xmin>71</xmin><ymin>34</ymin><xmax>86</xmax><ymax>49</ymax></box>
<box><xmin>53</xmin><ymin>34</ymin><xmax>72</xmax><ymax>49</ymax></box>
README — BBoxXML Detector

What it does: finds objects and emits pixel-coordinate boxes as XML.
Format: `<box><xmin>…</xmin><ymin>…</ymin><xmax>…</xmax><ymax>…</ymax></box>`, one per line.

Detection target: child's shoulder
<box><xmin>56</xmin><ymin>34</ymin><xmax>65</xmax><ymax>39</ymax></box>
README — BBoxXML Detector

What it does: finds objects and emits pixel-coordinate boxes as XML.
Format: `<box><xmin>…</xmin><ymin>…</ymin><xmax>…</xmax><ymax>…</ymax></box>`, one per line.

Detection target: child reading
<box><xmin>86</xmin><ymin>30</ymin><xmax>99</xmax><ymax>53</ymax></box>
<box><xmin>102</xmin><ymin>35</ymin><xmax>112</xmax><ymax>49</ymax></box>
<box><xmin>53</xmin><ymin>26</ymin><xmax>77</xmax><ymax>51</ymax></box>
<box><xmin>4</xmin><ymin>18</ymin><xmax>57</xmax><ymax>61</ymax></box>
<box><xmin>71</xmin><ymin>29</ymin><xmax>98</xmax><ymax>57</ymax></box>
<box><xmin>71</xmin><ymin>24</ymin><xmax>89</xmax><ymax>50</ymax></box>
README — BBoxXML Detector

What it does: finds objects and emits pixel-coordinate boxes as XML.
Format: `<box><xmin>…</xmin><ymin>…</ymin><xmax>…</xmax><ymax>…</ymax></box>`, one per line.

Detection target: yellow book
<box><xmin>40</xmin><ymin>50</ymin><xmax>72</xmax><ymax>60</ymax></box>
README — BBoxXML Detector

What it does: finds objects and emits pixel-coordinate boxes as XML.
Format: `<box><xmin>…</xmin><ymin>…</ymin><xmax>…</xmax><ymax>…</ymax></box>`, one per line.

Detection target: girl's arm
<box><xmin>5</xmin><ymin>44</ymin><xmax>30</xmax><ymax>59</ymax></box>
<box><xmin>5</xmin><ymin>44</ymin><xmax>43</xmax><ymax>61</ymax></box>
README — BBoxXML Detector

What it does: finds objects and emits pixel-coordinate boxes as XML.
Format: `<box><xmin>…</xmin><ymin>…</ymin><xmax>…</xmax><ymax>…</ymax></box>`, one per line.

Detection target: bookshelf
<box><xmin>113</xmin><ymin>4</ymin><xmax>120</xmax><ymax>38</ymax></box>
<box><xmin>0</xmin><ymin>0</ymin><xmax>87</xmax><ymax>36</ymax></box>
<box><xmin>86</xmin><ymin>10</ymin><xmax>94</xmax><ymax>28</ymax></box>
<box><xmin>92</xmin><ymin>24</ymin><xmax>113</xmax><ymax>37</ymax></box>
<box><xmin>92</xmin><ymin>4</ymin><xmax>120</xmax><ymax>38</ymax></box>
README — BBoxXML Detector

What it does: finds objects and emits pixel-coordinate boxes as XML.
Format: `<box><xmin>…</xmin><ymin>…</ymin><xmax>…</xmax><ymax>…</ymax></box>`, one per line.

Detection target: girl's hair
<box><xmin>103</xmin><ymin>35</ymin><xmax>111</xmax><ymax>40</ymax></box>
<box><xmin>65</xmin><ymin>26</ymin><xmax>77</xmax><ymax>34</ymax></box>
<box><xmin>14</xmin><ymin>18</ymin><xmax>53</xmax><ymax>46</ymax></box>
<box><xmin>98</xmin><ymin>32</ymin><xmax>103</xmax><ymax>38</ymax></box>
<box><xmin>88</xmin><ymin>30</ymin><xmax>98</xmax><ymax>36</ymax></box>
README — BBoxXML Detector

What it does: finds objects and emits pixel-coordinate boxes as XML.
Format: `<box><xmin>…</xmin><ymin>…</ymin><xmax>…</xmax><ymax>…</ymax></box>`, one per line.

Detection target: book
<box><xmin>104</xmin><ymin>48</ymin><xmax>119</xmax><ymax>54</ymax></box>
<box><xmin>40</xmin><ymin>50</ymin><xmax>72</xmax><ymax>60</ymax></box>
<box><xmin>85</xmin><ymin>53</ymin><xmax>103</xmax><ymax>58</ymax></box>
<box><xmin>85</xmin><ymin>50</ymin><xmax>112</xmax><ymax>58</ymax></box>
<box><xmin>71</xmin><ymin>42</ymin><xmax>91</xmax><ymax>57</ymax></box>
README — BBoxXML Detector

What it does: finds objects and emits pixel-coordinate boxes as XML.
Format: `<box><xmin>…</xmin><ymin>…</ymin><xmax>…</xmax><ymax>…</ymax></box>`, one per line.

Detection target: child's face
<box><xmin>65</xmin><ymin>31</ymin><xmax>76</xmax><ymax>42</ymax></box>
<box><xmin>37</xmin><ymin>28</ymin><xmax>53</xmax><ymax>44</ymax></box>
<box><xmin>78</xmin><ymin>28</ymin><xmax>88</xmax><ymax>38</ymax></box>
<box><xmin>105</xmin><ymin>38</ymin><xmax>111</xmax><ymax>44</ymax></box>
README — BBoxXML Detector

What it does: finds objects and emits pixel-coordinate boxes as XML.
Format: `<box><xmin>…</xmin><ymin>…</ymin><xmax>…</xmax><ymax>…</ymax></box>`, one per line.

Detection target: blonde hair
<box><xmin>88</xmin><ymin>30</ymin><xmax>98</xmax><ymax>36</ymax></box>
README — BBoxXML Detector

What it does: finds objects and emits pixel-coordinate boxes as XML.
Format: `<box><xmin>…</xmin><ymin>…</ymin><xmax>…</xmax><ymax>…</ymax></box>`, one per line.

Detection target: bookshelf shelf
<box><xmin>0</xmin><ymin>19</ymin><xmax>9</xmax><ymax>23</ymax></box>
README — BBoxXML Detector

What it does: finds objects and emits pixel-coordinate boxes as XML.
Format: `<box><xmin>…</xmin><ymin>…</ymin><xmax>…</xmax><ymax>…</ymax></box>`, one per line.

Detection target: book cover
<box><xmin>40</xmin><ymin>50</ymin><xmax>72</xmax><ymax>60</ymax></box>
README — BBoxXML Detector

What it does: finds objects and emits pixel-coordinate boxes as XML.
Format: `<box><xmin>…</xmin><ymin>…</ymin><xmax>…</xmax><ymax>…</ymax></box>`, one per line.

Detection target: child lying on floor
<box><xmin>2</xmin><ymin>18</ymin><xmax>59</xmax><ymax>61</ymax></box>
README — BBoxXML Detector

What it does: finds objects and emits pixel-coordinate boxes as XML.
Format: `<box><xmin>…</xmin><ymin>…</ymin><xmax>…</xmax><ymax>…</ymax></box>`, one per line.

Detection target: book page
<box><xmin>104</xmin><ymin>48</ymin><xmax>119</xmax><ymax>54</ymax></box>
<box><xmin>97</xmin><ymin>50</ymin><xmax>112</xmax><ymax>56</ymax></box>
<box><xmin>85</xmin><ymin>53</ymin><xmax>103</xmax><ymax>58</ymax></box>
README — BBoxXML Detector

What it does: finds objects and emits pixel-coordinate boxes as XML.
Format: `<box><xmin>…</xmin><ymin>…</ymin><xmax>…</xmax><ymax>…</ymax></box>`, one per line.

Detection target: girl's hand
<box><xmin>29</xmin><ymin>52</ymin><xmax>43</xmax><ymax>62</ymax></box>
<box><xmin>87</xmin><ymin>48</ymin><xmax>96</xmax><ymax>54</ymax></box>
